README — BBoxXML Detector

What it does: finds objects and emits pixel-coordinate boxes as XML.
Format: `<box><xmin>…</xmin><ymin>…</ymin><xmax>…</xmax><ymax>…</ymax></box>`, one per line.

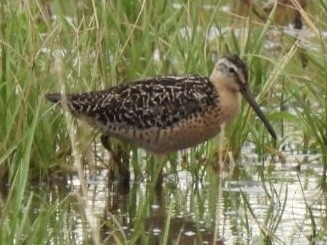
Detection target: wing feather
<box><xmin>52</xmin><ymin>76</ymin><xmax>219</xmax><ymax>129</ymax></box>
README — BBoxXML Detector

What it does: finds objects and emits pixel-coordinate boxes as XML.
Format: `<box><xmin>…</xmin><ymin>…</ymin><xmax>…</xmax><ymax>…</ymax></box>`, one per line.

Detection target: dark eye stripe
<box><xmin>229</xmin><ymin>67</ymin><xmax>236</xmax><ymax>73</ymax></box>
<box><xmin>225</xmin><ymin>55</ymin><xmax>248</xmax><ymax>81</ymax></box>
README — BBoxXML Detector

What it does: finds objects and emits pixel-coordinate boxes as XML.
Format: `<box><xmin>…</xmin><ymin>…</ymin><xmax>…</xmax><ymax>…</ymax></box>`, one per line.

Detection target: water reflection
<box><xmin>31</xmin><ymin>156</ymin><xmax>327</xmax><ymax>244</ymax></box>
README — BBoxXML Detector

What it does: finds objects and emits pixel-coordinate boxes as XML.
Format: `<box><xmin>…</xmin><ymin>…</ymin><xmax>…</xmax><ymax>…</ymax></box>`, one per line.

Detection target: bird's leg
<box><xmin>152</xmin><ymin>154</ymin><xmax>166</xmax><ymax>189</ymax></box>
<box><xmin>100</xmin><ymin>135</ymin><xmax>130</xmax><ymax>185</ymax></box>
<box><xmin>115</xmin><ymin>143</ymin><xmax>130</xmax><ymax>185</ymax></box>
<box><xmin>100</xmin><ymin>135</ymin><xmax>112</xmax><ymax>152</ymax></box>
<box><xmin>100</xmin><ymin>135</ymin><xmax>115</xmax><ymax>180</ymax></box>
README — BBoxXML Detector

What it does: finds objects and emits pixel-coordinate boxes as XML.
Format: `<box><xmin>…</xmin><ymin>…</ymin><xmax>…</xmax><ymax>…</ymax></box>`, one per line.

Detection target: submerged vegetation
<box><xmin>1</xmin><ymin>0</ymin><xmax>327</xmax><ymax>244</ymax></box>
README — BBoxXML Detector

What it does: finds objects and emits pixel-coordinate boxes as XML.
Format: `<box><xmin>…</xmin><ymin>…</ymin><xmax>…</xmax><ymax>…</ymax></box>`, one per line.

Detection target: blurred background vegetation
<box><xmin>1</xmin><ymin>0</ymin><xmax>327</xmax><ymax>244</ymax></box>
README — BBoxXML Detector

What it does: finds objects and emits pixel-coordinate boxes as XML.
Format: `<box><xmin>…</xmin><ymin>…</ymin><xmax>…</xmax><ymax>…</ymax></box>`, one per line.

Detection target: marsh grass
<box><xmin>242</xmin><ymin>170</ymin><xmax>288</xmax><ymax>244</ymax></box>
<box><xmin>2</xmin><ymin>0</ymin><xmax>327</xmax><ymax>244</ymax></box>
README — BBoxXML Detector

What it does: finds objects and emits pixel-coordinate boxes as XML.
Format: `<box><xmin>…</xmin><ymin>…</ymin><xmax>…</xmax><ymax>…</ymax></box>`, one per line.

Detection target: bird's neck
<box><xmin>220</xmin><ymin>89</ymin><xmax>241</xmax><ymax>124</ymax></box>
<box><xmin>211</xmin><ymin>77</ymin><xmax>242</xmax><ymax>125</ymax></box>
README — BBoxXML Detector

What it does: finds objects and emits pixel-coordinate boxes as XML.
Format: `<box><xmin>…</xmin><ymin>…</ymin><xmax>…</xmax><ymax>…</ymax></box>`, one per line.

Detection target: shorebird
<box><xmin>46</xmin><ymin>55</ymin><xmax>276</xmax><ymax>181</ymax></box>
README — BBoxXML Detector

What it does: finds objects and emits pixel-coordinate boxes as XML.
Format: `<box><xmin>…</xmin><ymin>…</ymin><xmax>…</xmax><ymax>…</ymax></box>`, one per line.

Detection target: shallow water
<box><xmin>29</xmin><ymin>149</ymin><xmax>327</xmax><ymax>245</ymax></box>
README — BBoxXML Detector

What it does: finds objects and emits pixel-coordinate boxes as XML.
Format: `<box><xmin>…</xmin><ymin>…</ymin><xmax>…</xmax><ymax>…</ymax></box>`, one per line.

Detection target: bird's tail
<box><xmin>45</xmin><ymin>93</ymin><xmax>62</xmax><ymax>103</ymax></box>
<box><xmin>45</xmin><ymin>92</ymin><xmax>101</xmax><ymax>126</ymax></box>
<box><xmin>45</xmin><ymin>93</ymin><xmax>72</xmax><ymax>112</ymax></box>
<box><xmin>45</xmin><ymin>92</ymin><xmax>93</xmax><ymax>117</ymax></box>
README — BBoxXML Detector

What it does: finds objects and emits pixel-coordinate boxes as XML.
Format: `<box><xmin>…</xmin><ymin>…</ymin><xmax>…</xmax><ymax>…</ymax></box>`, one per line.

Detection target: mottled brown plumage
<box><xmin>46</xmin><ymin>55</ymin><xmax>276</xmax><ymax>154</ymax></box>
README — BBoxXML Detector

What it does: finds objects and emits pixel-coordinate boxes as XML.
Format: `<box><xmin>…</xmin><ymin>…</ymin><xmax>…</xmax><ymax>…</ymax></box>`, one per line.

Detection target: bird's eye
<box><xmin>229</xmin><ymin>67</ymin><xmax>236</xmax><ymax>74</ymax></box>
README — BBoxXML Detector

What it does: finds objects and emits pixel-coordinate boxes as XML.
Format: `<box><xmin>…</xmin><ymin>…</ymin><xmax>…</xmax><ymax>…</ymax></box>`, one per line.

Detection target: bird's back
<box><xmin>46</xmin><ymin>75</ymin><xmax>222</xmax><ymax>153</ymax></box>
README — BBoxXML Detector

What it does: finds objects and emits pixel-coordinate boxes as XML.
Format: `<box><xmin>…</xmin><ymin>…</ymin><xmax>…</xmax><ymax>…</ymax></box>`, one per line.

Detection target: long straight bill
<box><xmin>241</xmin><ymin>86</ymin><xmax>277</xmax><ymax>140</ymax></box>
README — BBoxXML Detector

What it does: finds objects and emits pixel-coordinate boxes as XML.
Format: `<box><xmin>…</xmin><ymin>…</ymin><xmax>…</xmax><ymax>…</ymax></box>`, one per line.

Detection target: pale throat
<box><xmin>220</xmin><ymin>89</ymin><xmax>241</xmax><ymax>124</ymax></box>
<box><xmin>210</xmin><ymin>74</ymin><xmax>242</xmax><ymax>124</ymax></box>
